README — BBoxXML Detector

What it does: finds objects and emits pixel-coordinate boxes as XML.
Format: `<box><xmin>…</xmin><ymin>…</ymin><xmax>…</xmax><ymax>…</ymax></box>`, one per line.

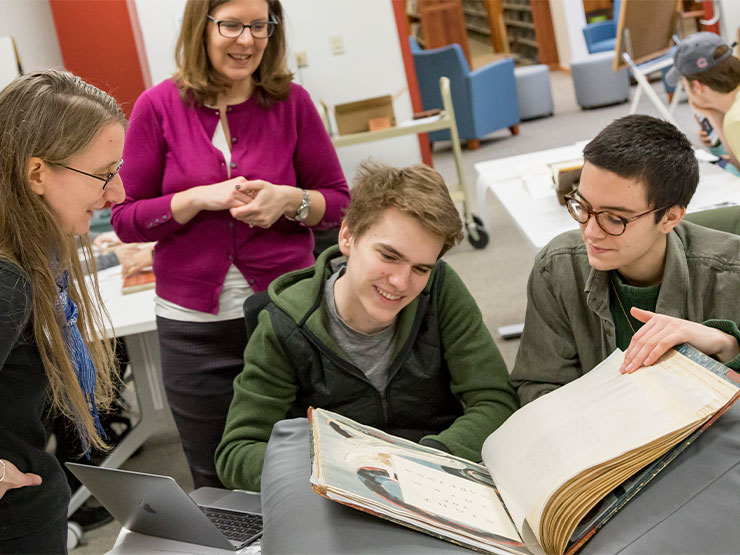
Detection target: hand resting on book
<box><xmin>620</xmin><ymin>307</ymin><xmax>740</xmax><ymax>373</ymax></box>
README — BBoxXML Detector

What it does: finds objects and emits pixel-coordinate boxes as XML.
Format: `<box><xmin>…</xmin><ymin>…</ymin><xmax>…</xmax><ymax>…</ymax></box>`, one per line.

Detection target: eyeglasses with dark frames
<box><xmin>59</xmin><ymin>159</ymin><xmax>123</xmax><ymax>191</ymax></box>
<box><xmin>207</xmin><ymin>14</ymin><xmax>278</xmax><ymax>39</ymax></box>
<box><xmin>564</xmin><ymin>191</ymin><xmax>668</xmax><ymax>237</ymax></box>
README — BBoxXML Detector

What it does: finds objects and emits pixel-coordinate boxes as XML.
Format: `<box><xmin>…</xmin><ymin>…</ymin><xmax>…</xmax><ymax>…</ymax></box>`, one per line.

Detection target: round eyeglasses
<box><xmin>564</xmin><ymin>192</ymin><xmax>667</xmax><ymax>237</ymax></box>
<box><xmin>207</xmin><ymin>15</ymin><xmax>278</xmax><ymax>39</ymax></box>
<box><xmin>59</xmin><ymin>159</ymin><xmax>123</xmax><ymax>191</ymax></box>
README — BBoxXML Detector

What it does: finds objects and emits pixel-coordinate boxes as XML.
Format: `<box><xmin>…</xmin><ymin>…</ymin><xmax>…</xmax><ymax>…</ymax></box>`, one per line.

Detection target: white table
<box><xmin>69</xmin><ymin>267</ymin><xmax>166</xmax><ymax>516</ymax></box>
<box><xmin>476</xmin><ymin>144</ymin><xmax>740</xmax><ymax>251</ymax></box>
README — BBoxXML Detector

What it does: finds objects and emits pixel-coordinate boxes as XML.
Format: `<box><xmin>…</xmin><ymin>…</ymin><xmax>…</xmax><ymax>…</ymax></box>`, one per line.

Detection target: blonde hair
<box><xmin>0</xmin><ymin>69</ymin><xmax>126</xmax><ymax>453</ymax></box>
<box><xmin>173</xmin><ymin>0</ymin><xmax>293</xmax><ymax>108</ymax></box>
<box><xmin>345</xmin><ymin>162</ymin><xmax>463</xmax><ymax>256</ymax></box>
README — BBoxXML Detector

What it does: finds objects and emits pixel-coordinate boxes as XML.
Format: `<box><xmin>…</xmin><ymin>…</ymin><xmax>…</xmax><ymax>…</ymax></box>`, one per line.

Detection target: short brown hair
<box><xmin>173</xmin><ymin>0</ymin><xmax>293</xmax><ymax>108</ymax></box>
<box><xmin>685</xmin><ymin>45</ymin><xmax>740</xmax><ymax>93</ymax></box>
<box><xmin>344</xmin><ymin>162</ymin><xmax>463</xmax><ymax>256</ymax></box>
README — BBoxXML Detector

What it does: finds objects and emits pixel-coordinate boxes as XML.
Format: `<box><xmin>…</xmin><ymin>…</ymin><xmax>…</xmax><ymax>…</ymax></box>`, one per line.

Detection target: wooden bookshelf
<box><xmin>461</xmin><ymin>0</ymin><xmax>508</xmax><ymax>53</ymax></box>
<box><xmin>409</xmin><ymin>0</ymin><xmax>472</xmax><ymax>64</ymax></box>
<box><xmin>497</xmin><ymin>0</ymin><xmax>558</xmax><ymax>67</ymax></box>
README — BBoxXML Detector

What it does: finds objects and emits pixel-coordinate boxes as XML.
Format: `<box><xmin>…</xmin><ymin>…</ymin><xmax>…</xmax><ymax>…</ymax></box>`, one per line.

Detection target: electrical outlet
<box><xmin>329</xmin><ymin>35</ymin><xmax>345</xmax><ymax>55</ymax></box>
<box><xmin>295</xmin><ymin>51</ymin><xmax>308</xmax><ymax>68</ymax></box>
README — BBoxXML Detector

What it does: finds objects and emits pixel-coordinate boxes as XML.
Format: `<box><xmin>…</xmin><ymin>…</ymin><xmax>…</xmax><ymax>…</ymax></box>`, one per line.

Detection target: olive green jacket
<box><xmin>511</xmin><ymin>221</ymin><xmax>740</xmax><ymax>404</ymax></box>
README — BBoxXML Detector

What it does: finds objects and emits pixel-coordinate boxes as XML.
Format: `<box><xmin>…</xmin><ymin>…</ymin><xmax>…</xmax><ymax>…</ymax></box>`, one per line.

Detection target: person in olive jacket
<box><xmin>511</xmin><ymin>115</ymin><xmax>740</xmax><ymax>405</ymax></box>
<box><xmin>216</xmin><ymin>162</ymin><xmax>519</xmax><ymax>491</ymax></box>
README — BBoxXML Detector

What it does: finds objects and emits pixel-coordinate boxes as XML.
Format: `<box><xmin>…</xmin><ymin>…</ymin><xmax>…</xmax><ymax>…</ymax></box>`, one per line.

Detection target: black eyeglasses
<box><xmin>564</xmin><ymin>191</ymin><xmax>667</xmax><ymax>236</ymax></box>
<box><xmin>60</xmin><ymin>159</ymin><xmax>123</xmax><ymax>191</ymax></box>
<box><xmin>207</xmin><ymin>14</ymin><xmax>278</xmax><ymax>39</ymax></box>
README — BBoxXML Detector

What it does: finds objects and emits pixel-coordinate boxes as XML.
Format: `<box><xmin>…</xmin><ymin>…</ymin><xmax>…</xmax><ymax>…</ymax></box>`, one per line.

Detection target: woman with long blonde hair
<box><xmin>0</xmin><ymin>69</ymin><xmax>126</xmax><ymax>553</ymax></box>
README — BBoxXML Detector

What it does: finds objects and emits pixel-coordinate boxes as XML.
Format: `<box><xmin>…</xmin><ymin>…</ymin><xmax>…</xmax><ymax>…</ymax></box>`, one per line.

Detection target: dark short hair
<box><xmin>583</xmin><ymin>115</ymin><xmax>698</xmax><ymax>221</ymax></box>
<box><xmin>685</xmin><ymin>45</ymin><xmax>740</xmax><ymax>93</ymax></box>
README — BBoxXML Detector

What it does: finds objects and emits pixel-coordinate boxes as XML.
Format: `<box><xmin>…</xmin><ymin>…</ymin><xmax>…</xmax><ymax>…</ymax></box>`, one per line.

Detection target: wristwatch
<box><xmin>287</xmin><ymin>189</ymin><xmax>311</xmax><ymax>222</ymax></box>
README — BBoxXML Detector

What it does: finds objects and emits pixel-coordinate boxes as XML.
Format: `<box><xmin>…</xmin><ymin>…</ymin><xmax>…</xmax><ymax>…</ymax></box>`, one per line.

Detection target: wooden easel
<box><xmin>614</xmin><ymin>0</ymin><xmax>682</xmax><ymax>126</ymax></box>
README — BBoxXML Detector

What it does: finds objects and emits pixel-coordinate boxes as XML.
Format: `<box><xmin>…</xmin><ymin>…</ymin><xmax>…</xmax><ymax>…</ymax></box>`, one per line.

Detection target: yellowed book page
<box><xmin>481</xmin><ymin>349</ymin><xmax>737</xmax><ymax>545</ymax></box>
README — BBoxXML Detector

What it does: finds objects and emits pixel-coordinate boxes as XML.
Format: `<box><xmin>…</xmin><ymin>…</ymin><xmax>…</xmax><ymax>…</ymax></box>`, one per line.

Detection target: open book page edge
<box><xmin>324</xmin><ymin>486</ymin><xmax>520</xmax><ymax>552</ymax></box>
<box><xmin>307</xmin><ymin>408</ymin><xmax>323</xmax><ymax>487</ymax></box>
<box><xmin>307</xmin><ymin>408</ymin><xmax>530</xmax><ymax>554</ymax></box>
<box><xmin>483</xmin><ymin>346</ymin><xmax>738</xmax><ymax>548</ymax></box>
<box><xmin>315</xmin><ymin>487</ymin><xmax>528</xmax><ymax>555</ymax></box>
<box><xmin>564</xmin><ymin>387</ymin><xmax>740</xmax><ymax>555</ymax></box>
<box><xmin>546</xmin><ymin>420</ymin><xmax>701</xmax><ymax>555</ymax></box>
<box><xmin>564</xmin><ymin>360</ymin><xmax>740</xmax><ymax>554</ymax></box>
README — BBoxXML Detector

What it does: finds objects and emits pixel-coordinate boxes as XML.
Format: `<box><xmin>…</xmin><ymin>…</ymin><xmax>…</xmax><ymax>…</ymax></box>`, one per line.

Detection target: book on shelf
<box><xmin>121</xmin><ymin>268</ymin><xmax>155</xmax><ymax>294</ymax></box>
<box><xmin>308</xmin><ymin>344</ymin><xmax>740</xmax><ymax>555</ymax></box>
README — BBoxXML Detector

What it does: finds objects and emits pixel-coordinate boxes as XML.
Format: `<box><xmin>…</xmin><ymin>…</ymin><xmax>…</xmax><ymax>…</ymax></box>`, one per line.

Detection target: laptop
<box><xmin>66</xmin><ymin>463</ymin><xmax>262</xmax><ymax>551</ymax></box>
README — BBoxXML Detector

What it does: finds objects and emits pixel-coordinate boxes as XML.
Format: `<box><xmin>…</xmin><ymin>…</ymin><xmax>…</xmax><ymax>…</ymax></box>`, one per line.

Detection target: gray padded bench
<box><xmin>571</xmin><ymin>51</ymin><xmax>630</xmax><ymax>109</ymax></box>
<box><xmin>260</xmin><ymin>403</ymin><xmax>740</xmax><ymax>554</ymax></box>
<box><xmin>514</xmin><ymin>64</ymin><xmax>554</xmax><ymax>121</ymax></box>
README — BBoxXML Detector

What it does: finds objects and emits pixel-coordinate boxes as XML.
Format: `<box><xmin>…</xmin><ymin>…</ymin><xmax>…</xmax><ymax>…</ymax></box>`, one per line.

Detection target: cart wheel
<box><xmin>467</xmin><ymin>215</ymin><xmax>489</xmax><ymax>249</ymax></box>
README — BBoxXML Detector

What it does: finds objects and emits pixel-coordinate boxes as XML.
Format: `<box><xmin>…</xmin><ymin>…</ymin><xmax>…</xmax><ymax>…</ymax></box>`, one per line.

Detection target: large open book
<box><xmin>308</xmin><ymin>345</ymin><xmax>740</xmax><ymax>554</ymax></box>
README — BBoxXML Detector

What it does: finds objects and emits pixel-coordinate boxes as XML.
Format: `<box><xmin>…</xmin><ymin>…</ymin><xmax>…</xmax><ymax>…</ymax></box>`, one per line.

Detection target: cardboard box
<box><xmin>334</xmin><ymin>95</ymin><xmax>396</xmax><ymax>135</ymax></box>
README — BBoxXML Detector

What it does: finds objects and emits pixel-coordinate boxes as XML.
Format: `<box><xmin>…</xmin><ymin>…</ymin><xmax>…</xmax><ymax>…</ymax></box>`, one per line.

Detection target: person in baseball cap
<box><xmin>667</xmin><ymin>32</ymin><xmax>740</xmax><ymax>170</ymax></box>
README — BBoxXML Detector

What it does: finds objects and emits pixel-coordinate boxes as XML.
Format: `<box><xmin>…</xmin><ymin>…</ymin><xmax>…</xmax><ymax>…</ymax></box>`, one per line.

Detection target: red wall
<box><xmin>391</xmin><ymin>0</ymin><xmax>432</xmax><ymax>167</ymax></box>
<box><xmin>49</xmin><ymin>0</ymin><xmax>150</xmax><ymax>117</ymax></box>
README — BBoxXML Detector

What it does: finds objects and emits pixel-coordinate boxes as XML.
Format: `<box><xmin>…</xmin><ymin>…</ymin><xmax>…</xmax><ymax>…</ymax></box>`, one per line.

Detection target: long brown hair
<box><xmin>0</xmin><ymin>70</ymin><xmax>127</xmax><ymax>452</ymax></box>
<box><xmin>173</xmin><ymin>0</ymin><xmax>293</xmax><ymax>108</ymax></box>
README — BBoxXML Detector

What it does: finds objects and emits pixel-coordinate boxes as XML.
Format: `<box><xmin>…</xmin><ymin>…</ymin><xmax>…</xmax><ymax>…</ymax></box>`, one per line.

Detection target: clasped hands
<box><xmin>204</xmin><ymin>176</ymin><xmax>298</xmax><ymax>229</ymax></box>
<box><xmin>620</xmin><ymin>307</ymin><xmax>740</xmax><ymax>373</ymax></box>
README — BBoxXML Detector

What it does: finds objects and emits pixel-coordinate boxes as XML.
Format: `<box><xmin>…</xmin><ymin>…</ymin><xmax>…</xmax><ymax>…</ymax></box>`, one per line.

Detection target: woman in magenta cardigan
<box><xmin>111</xmin><ymin>0</ymin><xmax>350</xmax><ymax>488</ymax></box>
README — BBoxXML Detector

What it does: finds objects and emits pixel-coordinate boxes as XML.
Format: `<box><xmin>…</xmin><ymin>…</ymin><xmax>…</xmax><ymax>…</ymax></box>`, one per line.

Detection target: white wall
<box><xmin>282</xmin><ymin>0</ymin><xmax>420</xmax><ymax>181</ymax></box>
<box><xmin>133</xmin><ymin>0</ymin><xmax>421</xmax><ymax>183</ymax></box>
<box><xmin>551</xmin><ymin>0</ymin><xmax>588</xmax><ymax>69</ymax></box>
<box><xmin>133</xmin><ymin>0</ymin><xmax>184</xmax><ymax>85</ymax></box>
<box><xmin>718</xmin><ymin>0</ymin><xmax>740</xmax><ymax>47</ymax></box>
<box><xmin>0</xmin><ymin>0</ymin><xmax>63</xmax><ymax>71</ymax></box>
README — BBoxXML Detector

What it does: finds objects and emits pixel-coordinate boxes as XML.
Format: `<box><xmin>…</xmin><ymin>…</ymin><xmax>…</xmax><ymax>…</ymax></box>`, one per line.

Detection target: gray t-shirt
<box><xmin>324</xmin><ymin>269</ymin><xmax>397</xmax><ymax>394</ymax></box>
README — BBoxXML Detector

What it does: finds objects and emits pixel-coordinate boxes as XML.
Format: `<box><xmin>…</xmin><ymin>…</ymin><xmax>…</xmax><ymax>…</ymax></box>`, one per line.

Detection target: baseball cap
<box><xmin>666</xmin><ymin>32</ymin><xmax>733</xmax><ymax>87</ymax></box>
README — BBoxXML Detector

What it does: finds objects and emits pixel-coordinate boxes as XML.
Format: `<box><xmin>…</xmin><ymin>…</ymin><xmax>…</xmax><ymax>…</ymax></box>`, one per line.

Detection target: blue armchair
<box><xmin>583</xmin><ymin>0</ymin><xmax>622</xmax><ymax>54</ymax></box>
<box><xmin>409</xmin><ymin>37</ymin><xmax>519</xmax><ymax>149</ymax></box>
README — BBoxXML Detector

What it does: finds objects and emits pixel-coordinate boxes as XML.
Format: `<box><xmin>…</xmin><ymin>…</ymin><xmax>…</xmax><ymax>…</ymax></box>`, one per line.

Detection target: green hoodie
<box><xmin>216</xmin><ymin>247</ymin><xmax>518</xmax><ymax>491</ymax></box>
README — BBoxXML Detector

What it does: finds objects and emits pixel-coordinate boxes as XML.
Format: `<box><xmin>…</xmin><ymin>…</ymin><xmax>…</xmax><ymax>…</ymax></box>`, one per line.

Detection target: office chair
<box><xmin>243</xmin><ymin>290</ymin><xmax>271</xmax><ymax>339</ymax></box>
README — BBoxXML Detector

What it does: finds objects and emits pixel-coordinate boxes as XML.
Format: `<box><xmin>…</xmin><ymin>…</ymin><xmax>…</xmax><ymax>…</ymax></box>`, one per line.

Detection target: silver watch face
<box><xmin>294</xmin><ymin>191</ymin><xmax>311</xmax><ymax>221</ymax></box>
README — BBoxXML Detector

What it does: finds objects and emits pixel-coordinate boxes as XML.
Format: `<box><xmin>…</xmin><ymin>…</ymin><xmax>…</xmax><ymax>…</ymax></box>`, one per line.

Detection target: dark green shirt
<box><xmin>608</xmin><ymin>271</ymin><xmax>660</xmax><ymax>351</ymax></box>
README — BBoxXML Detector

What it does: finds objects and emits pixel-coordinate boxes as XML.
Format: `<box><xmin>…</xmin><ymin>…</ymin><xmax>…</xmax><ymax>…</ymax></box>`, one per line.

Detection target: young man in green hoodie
<box><xmin>216</xmin><ymin>162</ymin><xmax>519</xmax><ymax>491</ymax></box>
<box><xmin>510</xmin><ymin>115</ymin><xmax>740</xmax><ymax>405</ymax></box>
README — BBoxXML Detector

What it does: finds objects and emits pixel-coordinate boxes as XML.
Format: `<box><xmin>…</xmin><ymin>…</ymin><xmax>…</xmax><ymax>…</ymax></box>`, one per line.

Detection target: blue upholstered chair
<box><xmin>582</xmin><ymin>0</ymin><xmax>622</xmax><ymax>54</ymax></box>
<box><xmin>409</xmin><ymin>37</ymin><xmax>520</xmax><ymax>149</ymax></box>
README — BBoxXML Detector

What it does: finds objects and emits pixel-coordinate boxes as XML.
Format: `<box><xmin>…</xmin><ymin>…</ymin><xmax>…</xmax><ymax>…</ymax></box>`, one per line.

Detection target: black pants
<box><xmin>0</xmin><ymin>516</ymin><xmax>67</xmax><ymax>554</ymax></box>
<box><xmin>156</xmin><ymin>316</ymin><xmax>247</xmax><ymax>489</ymax></box>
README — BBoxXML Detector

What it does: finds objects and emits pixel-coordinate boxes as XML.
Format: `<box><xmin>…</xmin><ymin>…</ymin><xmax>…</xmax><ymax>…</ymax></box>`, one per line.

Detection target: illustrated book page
<box><xmin>308</xmin><ymin>408</ymin><xmax>530</xmax><ymax>554</ymax></box>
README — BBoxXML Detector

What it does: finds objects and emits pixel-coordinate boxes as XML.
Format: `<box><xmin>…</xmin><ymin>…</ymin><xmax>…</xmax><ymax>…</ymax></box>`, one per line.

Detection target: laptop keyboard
<box><xmin>201</xmin><ymin>506</ymin><xmax>263</xmax><ymax>544</ymax></box>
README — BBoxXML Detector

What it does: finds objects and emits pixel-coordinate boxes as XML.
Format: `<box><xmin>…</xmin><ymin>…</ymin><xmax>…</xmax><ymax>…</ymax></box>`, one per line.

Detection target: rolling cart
<box><xmin>329</xmin><ymin>76</ymin><xmax>489</xmax><ymax>249</ymax></box>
